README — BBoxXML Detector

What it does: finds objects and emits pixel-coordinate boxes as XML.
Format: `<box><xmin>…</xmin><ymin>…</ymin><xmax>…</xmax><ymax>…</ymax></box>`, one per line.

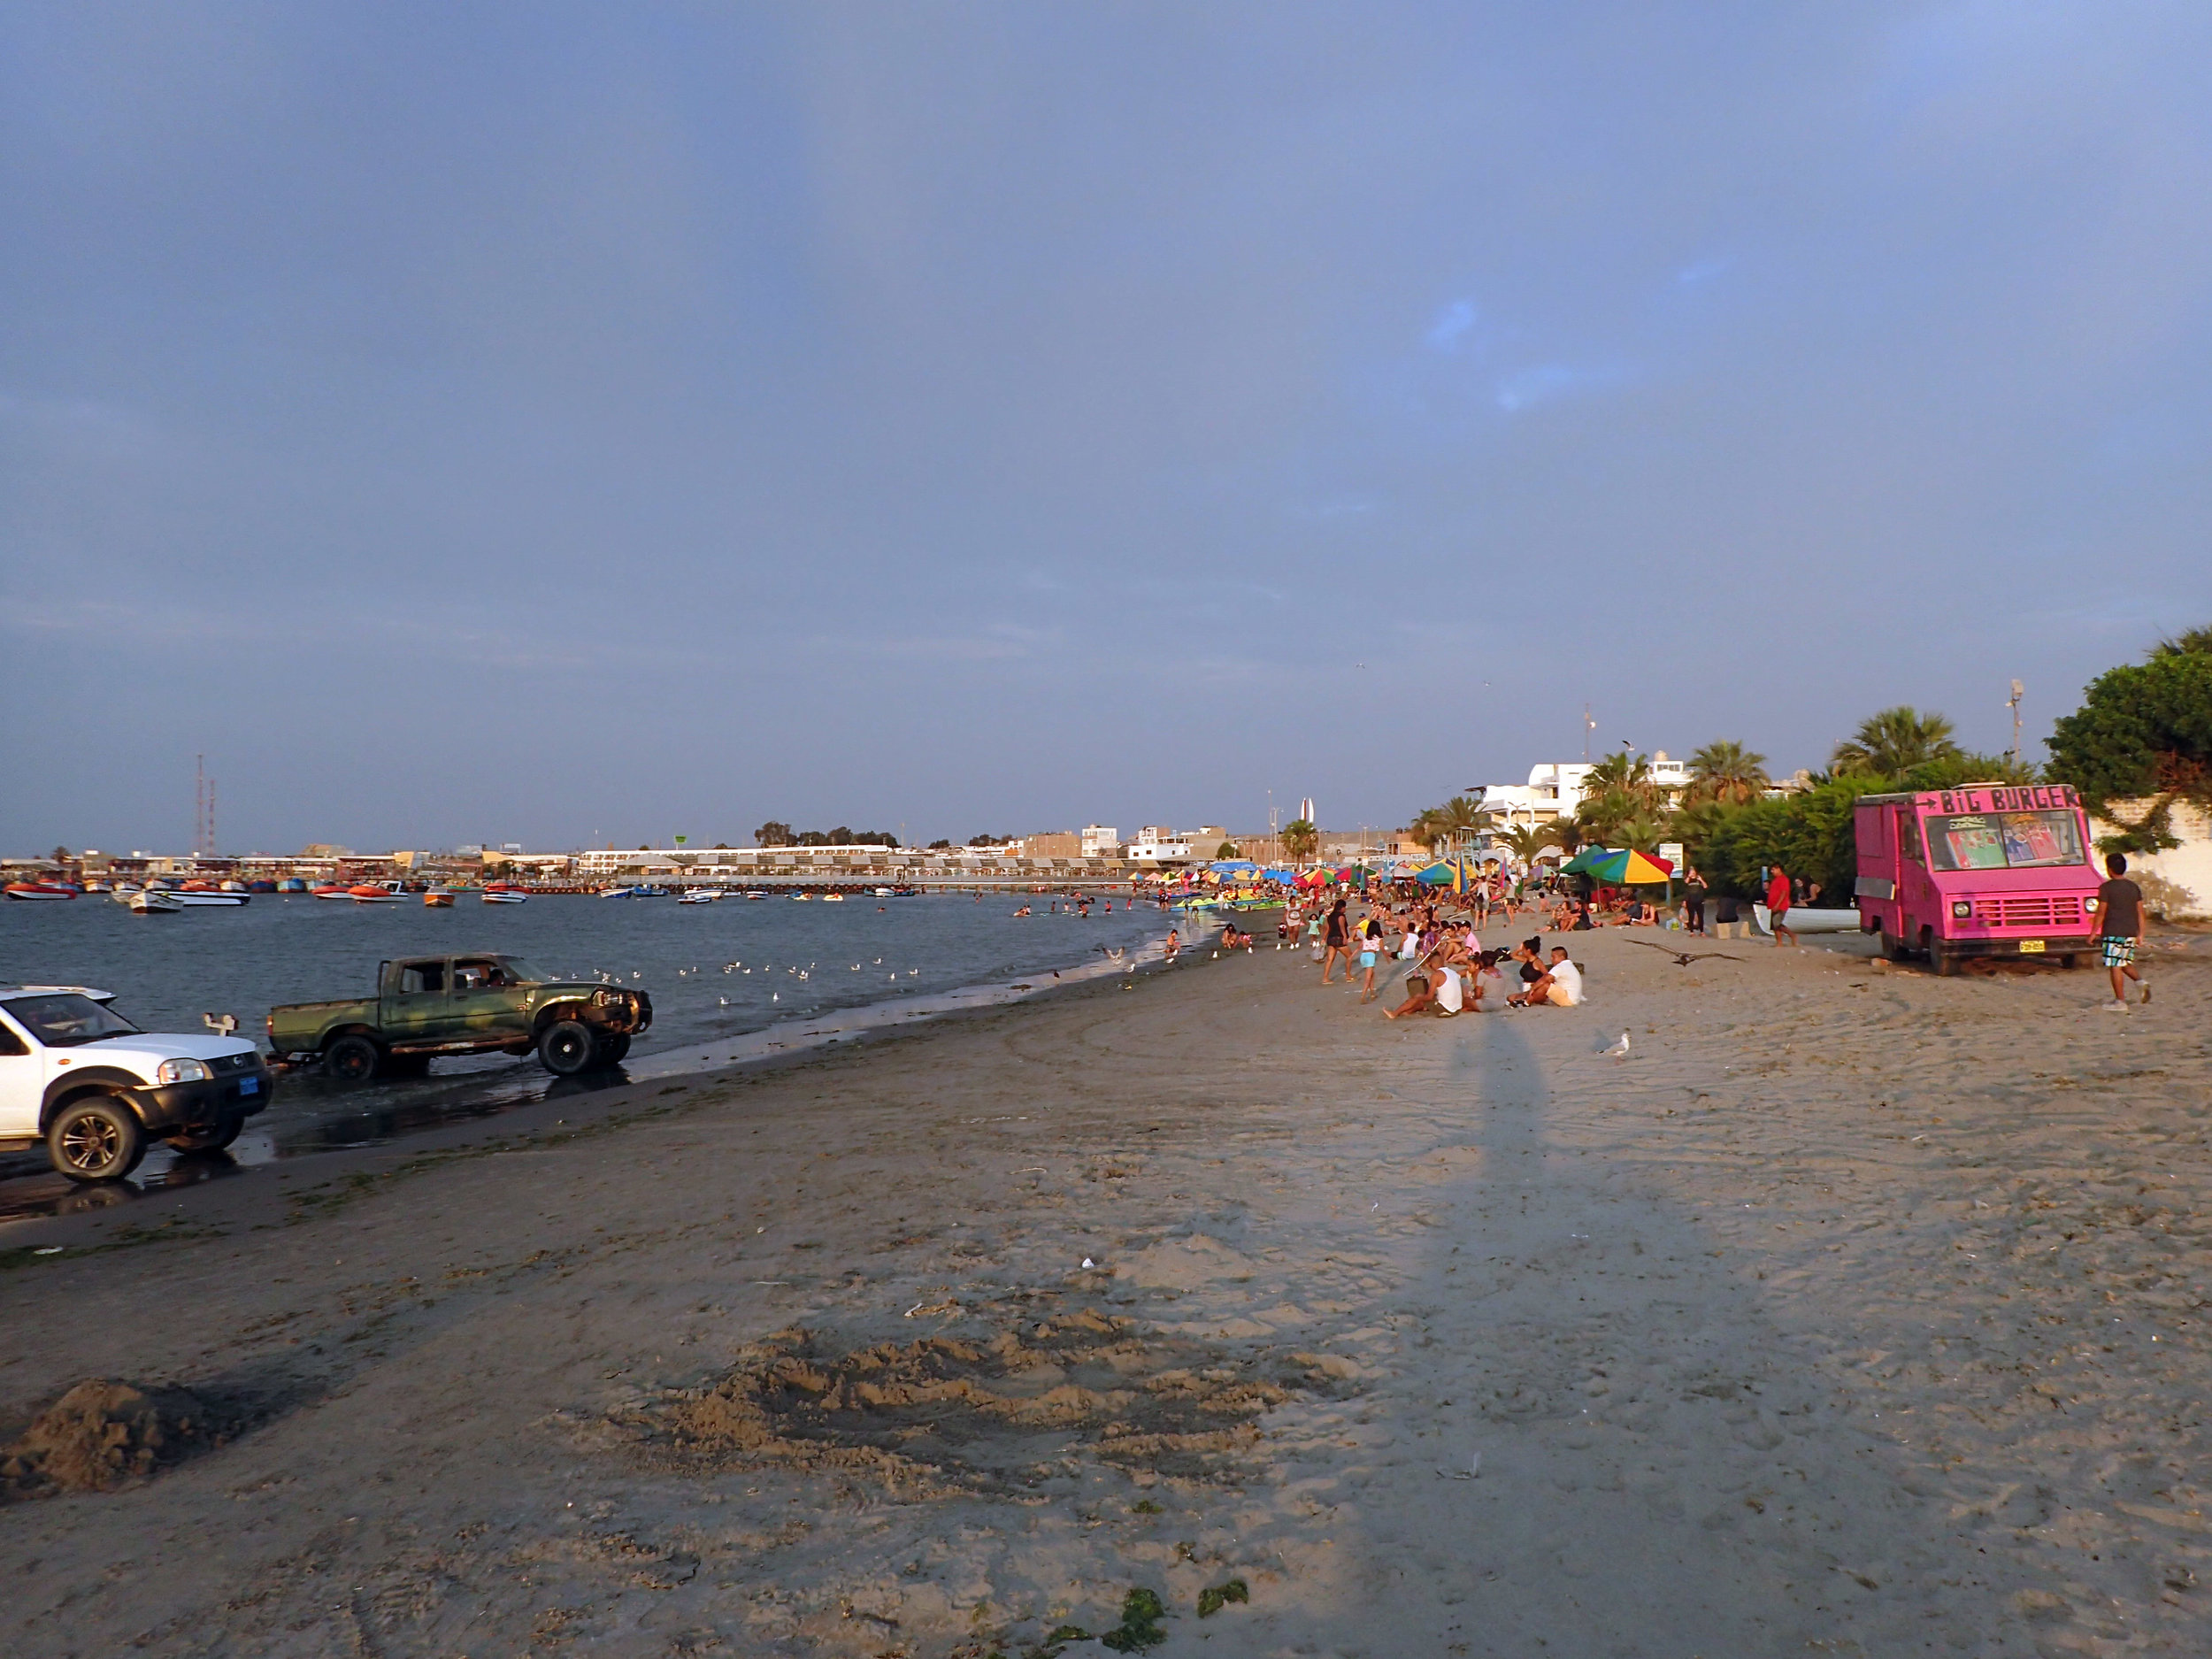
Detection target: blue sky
<box><xmin>5</xmin><ymin>3</ymin><xmax>2210</xmax><ymax>852</ymax></box>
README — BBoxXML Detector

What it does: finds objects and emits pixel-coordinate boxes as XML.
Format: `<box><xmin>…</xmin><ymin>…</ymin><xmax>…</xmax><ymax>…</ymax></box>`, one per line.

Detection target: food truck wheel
<box><xmin>1880</xmin><ymin>930</ymin><xmax>1911</xmax><ymax>962</ymax></box>
<box><xmin>1926</xmin><ymin>934</ymin><xmax>1959</xmax><ymax>977</ymax></box>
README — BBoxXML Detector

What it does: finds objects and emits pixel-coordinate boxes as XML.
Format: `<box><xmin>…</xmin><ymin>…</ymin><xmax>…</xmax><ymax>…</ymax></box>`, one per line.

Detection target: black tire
<box><xmin>166</xmin><ymin>1112</ymin><xmax>244</xmax><ymax>1154</ymax></box>
<box><xmin>2061</xmin><ymin>953</ymin><xmax>2080</xmax><ymax>971</ymax></box>
<box><xmin>1880</xmin><ymin>930</ymin><xmax>1911</xmax><ymax>962</ymax></box>
<box><xmin>538</xmin><ymin>1018</ymin><xmax>598</xmax><ymax>1076</ymax></box>
<box><xmin>1927</xmin><ymin>933</ymin><xmax>1958</xmax><ymax>977</ymax></box>
<box><xmin>325</xmin><ymin>1033</ymin><xmax>383</xmax><ymax>1083</ymax></box>
<box><xmin>596</xmin><ymin>1033</ymin><xmax>632</xmax><ymax>1065</ymax></box>
<box><xmin>383</xmin><ymin>1054</ymin><xmax>433</xmax><ymax>1079</ymax></box>
<box><xmin>48</xmin><ymin>1094</ymin><xmax>147</xmax><ymax>1183</ymax></box>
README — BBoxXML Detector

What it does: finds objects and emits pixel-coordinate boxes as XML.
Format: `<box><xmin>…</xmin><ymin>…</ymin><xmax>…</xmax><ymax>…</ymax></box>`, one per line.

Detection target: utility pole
<box><xmin>194</xmin><ymin>756</ymin><xmax>209</xmax><ymax>858</ymax></box>
<box><xmin>209</xmin><ymin>776</ymin><xmax>217</xmax><ymax>858</ymax></box>
<box><xmin>1583</xmin><ymin>703</ymin><xmax>1595</xmax><ymax>763</ymax></box>
<box><xmin>2008</xmin><ymin>680</ymin><xmax>2024</xmax><ymax>766</ymax></box>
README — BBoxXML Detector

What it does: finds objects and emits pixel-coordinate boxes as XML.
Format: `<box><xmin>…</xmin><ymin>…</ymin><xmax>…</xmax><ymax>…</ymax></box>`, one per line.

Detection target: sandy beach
<box><xmin>4</xmin><ymin>929</ymin><xmax>2208</xmax><ymax>1656</ymax></box>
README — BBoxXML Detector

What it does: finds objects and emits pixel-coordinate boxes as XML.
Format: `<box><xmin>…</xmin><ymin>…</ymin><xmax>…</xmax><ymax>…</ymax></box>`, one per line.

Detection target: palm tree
<box><xmin>1282</xmin><ymin>819</ymin><xmax>1318</xmax><ymax>864</ymax></box>
<box><xmin>1434</xmin><ymin>794</ymin><xmax>1494</xmax><ymax>855</ymax></box>
<box><xmin>1495</xmin><ymin>822</ymin><xmax>1561</xmax><ymax>869</ymax></box>
<box><xmin>1832</xmin><ymin>707</ymin><xmax>1961</xmax><ymax>777</ymax></box>
<box><xmin>1686</xmin><ymin>740</ymin><xmax>1770</xmax><ymax>804</ymax></box>
<box><xmin>1406</xmin><ymin>808</ymin><xmax>1450</xmax><ymax>856</ymax></box>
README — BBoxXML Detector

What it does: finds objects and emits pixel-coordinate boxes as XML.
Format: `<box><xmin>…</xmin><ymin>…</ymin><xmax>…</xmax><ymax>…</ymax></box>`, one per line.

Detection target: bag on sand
<box><xmin>1405</xmin><ymin>973</ymin><xmax>1431</xmax><ymax>997</ymax></box>
<box><xmin>1310</xmin><ymin>942</ymin><xmax>1325</xmax><ymax>963</ymax></box>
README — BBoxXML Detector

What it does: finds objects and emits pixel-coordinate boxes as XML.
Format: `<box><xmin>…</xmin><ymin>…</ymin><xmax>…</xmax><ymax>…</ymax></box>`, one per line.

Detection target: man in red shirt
<box><xmin>1766</xmin><ymin>862</ymin><xmax>1797</xmax><ymax>947</ymax></box>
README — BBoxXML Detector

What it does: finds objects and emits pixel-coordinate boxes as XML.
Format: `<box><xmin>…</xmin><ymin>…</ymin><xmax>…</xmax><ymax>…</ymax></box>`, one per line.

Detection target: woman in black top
<box><xmin>1320</xmin><ymin>899</ymin><xmax>1352</xmax><ymax>984</ymax></box>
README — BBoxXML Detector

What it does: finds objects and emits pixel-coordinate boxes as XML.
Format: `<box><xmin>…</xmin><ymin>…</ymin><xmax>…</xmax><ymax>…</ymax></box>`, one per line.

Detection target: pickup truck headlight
<box><xmin>156</xmin><ymin>1058</ymin><xmax>211</xmax><ymax>1085</ymax></box>
<box><xmin>1950</xmin><ymin>900</ymin><xmax>1972</xmax><ymax>920</ymax></box>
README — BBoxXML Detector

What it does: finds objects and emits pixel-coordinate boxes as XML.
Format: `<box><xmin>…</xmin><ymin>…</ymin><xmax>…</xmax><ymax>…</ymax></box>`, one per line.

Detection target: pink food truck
<box><xmin>1853</xmin><ymin>782</ymin><xmax>2101</xmax><ymax>975</ymax></box>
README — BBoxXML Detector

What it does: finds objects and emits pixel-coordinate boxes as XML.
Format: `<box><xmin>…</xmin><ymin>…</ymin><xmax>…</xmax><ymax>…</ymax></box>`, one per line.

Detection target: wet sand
<box><xmin>2</xmin><ymin>929</ymin><xmax>2208</xmax><ymax>1655</ymax></box>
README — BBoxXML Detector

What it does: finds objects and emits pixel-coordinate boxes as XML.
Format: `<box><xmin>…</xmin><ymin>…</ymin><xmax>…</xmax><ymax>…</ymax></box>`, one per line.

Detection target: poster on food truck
<box><xmin>1938</xmin><ymin>817</ymin><xmax>2006</xmax><ymax>870</ymax></box>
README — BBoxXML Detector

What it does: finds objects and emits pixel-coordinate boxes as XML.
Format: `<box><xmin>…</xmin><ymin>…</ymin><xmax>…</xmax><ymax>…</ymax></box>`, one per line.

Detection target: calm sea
<box><xmin>0</xmin><ymin>890</ymin><xmax>1174</xmax><ymax>1215</ymax></box>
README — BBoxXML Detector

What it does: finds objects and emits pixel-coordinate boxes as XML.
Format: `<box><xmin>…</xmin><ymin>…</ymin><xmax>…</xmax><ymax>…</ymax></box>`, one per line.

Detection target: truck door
<box><xmin>0</xmin><ymin>1010</ymin><xmax>41</xmax><ymax>1137</ymax></box>
<box><xmin>447</xmin><ymin>956</ymin><xmax>518</xmax><ymax>1043</ymax></box>
<box><xmin>1897</xmin><ymin>807</ymin><xmax>1932</xmax><ymax>937</ymax></box>
<box><xmin>384</xmin><ymin>958</ymin><xmax>452</xmax><ymax>1047</ymax></box>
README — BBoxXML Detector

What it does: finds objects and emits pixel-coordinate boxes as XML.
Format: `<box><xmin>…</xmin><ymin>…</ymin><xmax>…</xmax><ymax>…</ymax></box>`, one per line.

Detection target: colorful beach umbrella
<box><xmin>1579</xmin><ymin>848</ymin><xmax>1676</xmax><ymax>885</ymax></box>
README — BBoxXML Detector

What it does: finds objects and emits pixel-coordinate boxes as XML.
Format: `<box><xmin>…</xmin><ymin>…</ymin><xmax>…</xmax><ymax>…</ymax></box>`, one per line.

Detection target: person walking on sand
<box><xmin>2092</xmin><ymin>852</ymin><xmax>2149</xmax><ymax>1010</ymax></box>
<box><xmin>1320</xmin><ymin>898</ymin><xmax>1352</xmax><ymax>984</ymax></box>
<box><xmin>1765</xmin><ymin>862</ymin><xmax>1797</xmax><ymax>947</ymax></box>
<box><xmin>1356</xmin><ymin>913</ymin><xmax>1383</xmax><ymax>1002</ymax></box>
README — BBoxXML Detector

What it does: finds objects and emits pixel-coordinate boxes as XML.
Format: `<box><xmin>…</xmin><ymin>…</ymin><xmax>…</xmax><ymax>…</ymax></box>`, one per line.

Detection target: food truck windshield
<box><xmin>1923</xmin><ymin>809</ymin><xmax>2086</xmax><ymax>873</ymax></box>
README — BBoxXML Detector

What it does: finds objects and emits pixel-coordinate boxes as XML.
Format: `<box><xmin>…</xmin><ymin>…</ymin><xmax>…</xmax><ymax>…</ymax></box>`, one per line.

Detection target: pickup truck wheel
<box><xmin>1927</xmin><ymin>934</ymin><xmax>1958</xmax><ymax>977</ymax></box>
<box><xmin>596</xmin><ymin>1033</ymin><xmax>632</xmax><ymax>1065</ymax></box>
<box><xmin>49</xmin><ymin>1094</ymin><xmax>147</xmax><ymax>1183</ymax></box>
<box><xmin>167</xmin><ymin>1112</ymin><xmax>244</xmax><ymax>1154</ymax></box>
<box><xmin>324</xmin><ymin>1034</ymin><xmax>383</xmax><ymax>1083</ymax></box>
<box><xmin>538</xmin><ymin>1019</ymin><xmax>597</xmax><ymax>1076</ymax></box>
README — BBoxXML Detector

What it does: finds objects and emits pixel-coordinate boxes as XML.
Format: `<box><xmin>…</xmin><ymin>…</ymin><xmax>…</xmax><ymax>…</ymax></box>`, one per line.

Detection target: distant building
<box><xmin>1124</xmin><ymin>833</ymin><xmax>1196</xmax><ymax>867</ymax></box>
<box><xmin>1020</xmin><ymin>831</ymin><xmax>1081</xmax><ymax>859</ymax></box>
<box><xmin>1477</xmin><ymin>752</ymin><xmax>1691</xmax><ymax>826</ymax></box>
<box><xmin>1298</xmin><ymin>798</ymin><xmax>1315</xmax><ymax>826</ymax></box>
<box><xmin>1081</xmin><ymin>825</ymin><xmax>1121</xmax><ymax>857</ymax></box>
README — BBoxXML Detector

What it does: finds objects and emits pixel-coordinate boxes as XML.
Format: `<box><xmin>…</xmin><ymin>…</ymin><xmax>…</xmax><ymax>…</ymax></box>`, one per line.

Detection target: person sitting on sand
<box><xmin>1509</xmin><ymin>946</ymin><xmax>1586</xmax><ymax>1008</ymax></box>
<box><xmin>1219</xmin><ymin>921</ymin><xmax>1253</xmax><ymax>951</ymax></box>
<box><xmin>1385</xmin><ymin>955</ymin><xmax>1464</xmax><ymax>1018</ymax></box>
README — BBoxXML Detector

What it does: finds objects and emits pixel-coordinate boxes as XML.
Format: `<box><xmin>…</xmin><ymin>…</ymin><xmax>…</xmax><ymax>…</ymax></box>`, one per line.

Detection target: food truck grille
<box><xmin>1971</xmin><ymin>895</ymin><xmax>2083</xmax><ymax>928</ymax></box>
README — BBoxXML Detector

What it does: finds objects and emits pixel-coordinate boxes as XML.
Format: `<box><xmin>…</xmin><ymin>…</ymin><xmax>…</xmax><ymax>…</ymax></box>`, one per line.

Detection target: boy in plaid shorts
<box><xmin>2093</xmin><ymin>852</ymin><xmax>2148</xmax><ymax>1010</ymax></box>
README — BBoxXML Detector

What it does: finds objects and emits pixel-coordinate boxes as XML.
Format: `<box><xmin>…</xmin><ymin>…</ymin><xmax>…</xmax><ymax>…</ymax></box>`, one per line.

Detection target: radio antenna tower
<box><xmin>194</xmin><ymin>755</ymin><xmax>218</xmax><ymax>857</ymax></box>
<box><xmin>2007</xmin><ymin>680</ymin><xmax>2024</xmax><ymax>765</ymax></box>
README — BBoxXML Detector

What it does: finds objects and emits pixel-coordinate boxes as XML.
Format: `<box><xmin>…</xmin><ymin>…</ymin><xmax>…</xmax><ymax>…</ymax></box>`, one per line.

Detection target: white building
<box><xmin>1081</xmin><ymin>825</ymin><xmax>1121</xmax><ymax>857</ymax></box>
<box><xmin>1124</xmin><ymin>833</ymin><xmax>1196</xmax><ymax>867</ymax></box>
<box><xmin>1477</xmin><ymin>752</ymin><xmax>1692</xmax><ymax>826</ymax></box>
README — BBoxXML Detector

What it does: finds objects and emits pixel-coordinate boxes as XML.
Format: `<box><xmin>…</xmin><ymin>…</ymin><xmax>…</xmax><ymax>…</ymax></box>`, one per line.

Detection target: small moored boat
<box><xmin>349</xmin><ymin>883</ymin><xmax>403</xmax><ymax>903</ymax></box>
<box><xmin>121</xmin><ymin>888</ymin><xmax>184</xmax><ymax>914</ymax></box>
<box><xmin>4</xmin><ymin>880</ymin><xmax>78</xmax><ymax>901</ymax></box>
<box><xmin>312</xmin><ymin>885</ymin><xmax>353</xmax><ymax>900</ymax></box>
<box><xmin>481</xmin><ymin>888</ymin><xmax>528</xmax><ymax>904</ymax></box>
<box><xmin>423</xmin><ymin>887</ymin><xmax>456</xmax><ymax>907</ymax></box>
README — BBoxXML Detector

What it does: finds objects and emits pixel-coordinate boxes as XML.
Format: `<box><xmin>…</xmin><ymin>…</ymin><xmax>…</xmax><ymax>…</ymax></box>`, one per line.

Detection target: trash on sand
<box><xmin>1197</xmin><ymin>1578</ymin><xmax>1250</xmax><ymax>1617</ymax></box>
<box><xmin>1100</xmin><ymin>1586</ymin><xmax>1170</xmax><ymax>1652</ymax></box>
<box><xmin>32</xmin><ymin>1247</ymin><xmax>63</xmax><ymax>1256</ymax></box>
<box><xmin>1435</xmin><ymin>1451</ymin><xmax>1480</xmax><ymax>1479</ymax></box>
<box><xmin>1081</xmin><ymin>1257</ymin><xmax>1096</xmax><ymax>1270</ymax></box>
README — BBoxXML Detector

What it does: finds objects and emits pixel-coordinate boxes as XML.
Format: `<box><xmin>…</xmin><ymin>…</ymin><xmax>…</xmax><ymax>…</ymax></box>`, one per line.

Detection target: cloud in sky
<box><xmin>4</xmin><ymin>3</ymin><xmax>2211</xmax><ymax>852</ymax></box>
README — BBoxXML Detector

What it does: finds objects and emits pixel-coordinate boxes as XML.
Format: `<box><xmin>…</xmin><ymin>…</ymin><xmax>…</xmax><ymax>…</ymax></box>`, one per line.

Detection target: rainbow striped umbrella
<box><xmin>1579</xmin><ymin>848</ymin><xmax>1675</xmax><ymax>885</ymax></box>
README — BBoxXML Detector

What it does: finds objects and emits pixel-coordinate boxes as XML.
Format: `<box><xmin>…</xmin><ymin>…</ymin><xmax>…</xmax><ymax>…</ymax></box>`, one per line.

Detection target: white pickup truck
<box><xmin>0</xmin><ymin>987</ymin><xmax>273</xmax><ymax>1181</ymax></box>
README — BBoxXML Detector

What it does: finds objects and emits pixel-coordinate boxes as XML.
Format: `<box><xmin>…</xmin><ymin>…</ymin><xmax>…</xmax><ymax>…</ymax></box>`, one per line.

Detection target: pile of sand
<box><xmin>1</xmin><ymin>1379</ymin><xmax>219</xmax><ymax>1500</ymax></box>
<box><xmin>612</xmin><ymin>1310</ymin><xmax>1308</xmax><ymax>1494</ymax></box>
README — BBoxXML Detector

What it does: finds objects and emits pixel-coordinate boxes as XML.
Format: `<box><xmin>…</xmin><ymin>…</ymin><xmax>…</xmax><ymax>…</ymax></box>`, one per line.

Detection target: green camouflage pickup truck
<box><xmin>266</xmin><ymin>954</ymin><xmax>652</xmax><ymax>1082</ymax></box>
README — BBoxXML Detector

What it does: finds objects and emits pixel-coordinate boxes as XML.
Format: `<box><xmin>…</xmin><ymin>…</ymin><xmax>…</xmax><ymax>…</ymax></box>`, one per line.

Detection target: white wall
<box><xmin>2092</xmin><ymin>802</ymin><xmax>2212</xmax><ymax>920</ymax></box>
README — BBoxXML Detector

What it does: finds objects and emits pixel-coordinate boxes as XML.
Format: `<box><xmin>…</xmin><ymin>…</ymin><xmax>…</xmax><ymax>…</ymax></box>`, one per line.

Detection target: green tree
<box><xmin>2048</xmin><ymin>626</ymin><xmax>2212</xmax><ymax>851</ymax></box>
<box><xmin>1495</xmin><ymin>822</ymin><xmax>1561</xmax><ymax>866</ymax></box>
<box><xmin>1216</xmin><ymin>841</ymin><xmax>1240</xmax><ymax>859</ymax></box>
<box><xmin>754</xmin><ymin>821</ymin><xmax>795</xmax><ymax>848</ymax></box>
<box><xmin>1831</xmin><ymin>707</ymin><xmax>1961</xmax><ymax>777</ymax></box>
<box><xmin>1282</xmin><ymin>819</ymin><xmax>1318</xmax><ymax>863</ymax></box>
<box><xmin>1686</xmin><ymin>741</ymin><xmax>1770</xmax><ymax>805</ymax></box>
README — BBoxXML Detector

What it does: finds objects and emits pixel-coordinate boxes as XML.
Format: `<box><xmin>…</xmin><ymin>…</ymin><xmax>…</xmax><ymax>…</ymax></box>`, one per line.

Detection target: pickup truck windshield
<box><xmin>497</xmin><ymin>957</ymin><xmax>549</xmax><ymax>984</ymax></box>
<box><xmin>1924</xmin><ymin>810</ymin><xmax>2086</xmax><ymax>872</ymax></box>
<box><xmin>4</xmin><ymin>993</ymin><xmax>142</xmax><ymax>1047</ymax></box>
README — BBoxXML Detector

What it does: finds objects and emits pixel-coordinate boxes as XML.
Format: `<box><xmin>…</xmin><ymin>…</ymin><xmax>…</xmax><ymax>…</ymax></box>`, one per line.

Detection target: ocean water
<box><xmin>0</xmin><ymin>890</ymin><xmax>1174</xmax><ymax>1210</ymax></box>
